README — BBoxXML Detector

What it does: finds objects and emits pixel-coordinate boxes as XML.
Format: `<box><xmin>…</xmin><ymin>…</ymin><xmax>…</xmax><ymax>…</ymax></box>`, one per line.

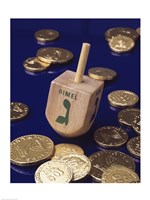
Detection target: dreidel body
<box><xmin>46</xmin><ymin>43</ymin><xmax>104</xmax><ymax>137</ymax></box>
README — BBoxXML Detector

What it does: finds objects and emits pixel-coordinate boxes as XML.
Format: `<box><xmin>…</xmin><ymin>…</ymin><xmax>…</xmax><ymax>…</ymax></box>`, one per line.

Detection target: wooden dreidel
<box><xmin>46</xmin><ymin>43</ymin><xmax>104</xmax><ymax>137</ymax></box>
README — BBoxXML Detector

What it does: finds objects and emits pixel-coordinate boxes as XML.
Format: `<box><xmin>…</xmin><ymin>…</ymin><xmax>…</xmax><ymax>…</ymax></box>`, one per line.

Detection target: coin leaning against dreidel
<box><xmin>45</xmin><ymin>43</ymin><xmax>104</xmax><ymax>137</ymax></box>
<box><xmin>11</xmin><ymin>134</ymin><xmax>54</xmax><ymax>166</ymax></box>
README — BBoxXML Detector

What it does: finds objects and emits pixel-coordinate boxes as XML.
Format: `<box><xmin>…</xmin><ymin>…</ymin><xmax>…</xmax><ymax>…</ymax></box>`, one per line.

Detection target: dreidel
<box><xmin>46</xmin><ymin>43</ymin><xmax>104</xmax><ymax>137</ymax></box>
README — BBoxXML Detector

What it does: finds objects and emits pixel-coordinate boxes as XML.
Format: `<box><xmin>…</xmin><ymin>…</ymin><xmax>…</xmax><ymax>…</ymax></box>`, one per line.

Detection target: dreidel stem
<box><xmin>74</xmin><ymin>43</ymin><xmax>91</xmax><ymax>83</ymax></box>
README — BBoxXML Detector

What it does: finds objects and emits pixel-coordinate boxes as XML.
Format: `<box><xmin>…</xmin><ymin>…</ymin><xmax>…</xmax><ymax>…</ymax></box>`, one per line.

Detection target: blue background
<box><xmin>11</xmin><ymin>19</ymin><xmax>140</xmax><ymax>183</ymax></box>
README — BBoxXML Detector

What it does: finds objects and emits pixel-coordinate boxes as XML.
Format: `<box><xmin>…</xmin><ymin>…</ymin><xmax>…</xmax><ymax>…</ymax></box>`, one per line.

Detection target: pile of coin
<box><xmin>105</xmin><ymin>27</ymin><xmax>140</xmax><ymax>53</ymax></box>
<box><xmin>23</xmin><ymin>29</ymin><xmax>74</xmax><ymax>73</ymax></box>
<box><xmin>10</xmin><ymin>137</ymin><xmax>91</xmax><ymax>183</ymax></box>
<box><xmin>23</xmin><ymin>47</ymin><xmax>74</xmax><ymax>73</ymax></box>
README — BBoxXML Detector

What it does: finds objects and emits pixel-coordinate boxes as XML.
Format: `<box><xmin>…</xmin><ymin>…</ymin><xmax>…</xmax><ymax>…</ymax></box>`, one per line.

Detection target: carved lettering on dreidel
<box><xmin>56</xmin><ymin>99</ymin><xmax>71</xmax><ymax>125</ymax></box>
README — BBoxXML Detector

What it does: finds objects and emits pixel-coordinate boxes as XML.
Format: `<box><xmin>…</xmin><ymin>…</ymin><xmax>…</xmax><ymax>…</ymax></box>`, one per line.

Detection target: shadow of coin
<box><xmin>37</xmin><ymin>41</ymin><xmax>57</xmax><ymax>46</ymax></box>
<box><xmin>11</xmin><ymin>164</ymin><xmax>38</xmax><ymax>176</ymax></box>
<box><xmin>110</xmin><ymin>51</ymin><xmax>130</xmax><ymax>56</ymax></box>
<box><xmin>109</xmin><ymin>105</ymin><xmax>122</xmax><ymax>112</ymax></box>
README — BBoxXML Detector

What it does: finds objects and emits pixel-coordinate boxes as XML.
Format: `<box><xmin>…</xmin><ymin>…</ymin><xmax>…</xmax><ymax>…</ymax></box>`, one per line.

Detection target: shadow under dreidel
<box><xmin>11</xmin><ymin>163</ymin><xmax>38</xmax><ymax>176</ymax></box>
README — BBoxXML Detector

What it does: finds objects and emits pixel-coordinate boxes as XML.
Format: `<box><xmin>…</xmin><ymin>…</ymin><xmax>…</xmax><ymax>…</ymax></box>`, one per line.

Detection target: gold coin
<box><xmin>105</xmin><ymin>27</ymin><xmax>139</xmax><ymax>42</ymax></box>
<box><xmin>118</xmin><ymin>108</ymin><xmax>140</xmax><ymax>127</ymax></box>
<box><xmin>88</xmin><ymin>67</ymin><xmax>117</xmax><ymax>81</ymax></box>
<box><xmin>60</xmin><ymin>154</ymin><xmax>91</xmax><ymax>181</ymax></box>
<box><xmin>94</xmin><ymin>126</ymin><xmax>128</xmax><ymax>148</ymax></box>
<box><xmin>132</xmin><ymin>115</ymin><xmax>140</xmax><ymax>134</ymax></box>
<box><xmin>11</xmin><ymin>102</ymin><xmax>29</xmax><ymax>121</ymax></box>
<box><xmin>37</xmin><ymin>47</ymin><xmax>74</xmax><ymax>64</ymax></box>
<box><xmin>35</xmin><ymin>160</ymin><xmax>73</xmax><ymax>183</ymax></box>
<box><xmin>11</xmin><ymin>134</ymin><xmax>54</xmax><ymax>166</ymax></box>
<box><xmin>108</xmin><ymin>90</ymin><xmax>139</xmax><ymax>108</ymax></box>
<box><xmin>101</xmin><ymin>165</ymin><xmax>140</xmax><ymax>183</ymax></box>
<box><xmin>89</xmin><ymin>150</ymin><xmax>135</xmax><ymax>182</ymax></box>
<box><xmin>51</xmin><ymin>143</ymin><xmax>84</xmax><ymax>160</ymax></box>
<box><xmin>136</xmin><ymin>27</ymin><xmax>140</xmax><ymax>35</ymax></box>
<box><xmin>109</xmin><ymin>35</ymin><xmax>135</xmax><ymax>53</ymax></box>
<box><xmin>127</xmin><ymin>136</ymin><xmax>140</xmax><ymax>158</ymax></box>
<box><xmin>23</xmin><ymin>57</ymin><xmax>50</xmax><ymax>72</ymax></box>
<box><xmin>35</xmin><ymin>29</ymin><xmax>59</xmax><ymax>42</ymax></box>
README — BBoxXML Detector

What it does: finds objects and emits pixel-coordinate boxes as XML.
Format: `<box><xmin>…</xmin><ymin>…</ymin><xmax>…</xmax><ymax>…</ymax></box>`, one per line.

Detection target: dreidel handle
<box><xmin>74</xmin><ymin>43</ymin><xmax>91</xmax><ymax>83</ymax></box>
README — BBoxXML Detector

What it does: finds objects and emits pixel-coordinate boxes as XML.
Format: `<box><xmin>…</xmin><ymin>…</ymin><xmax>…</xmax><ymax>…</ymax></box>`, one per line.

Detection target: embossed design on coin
<box><xmin>127</xmin><ymin>136</ymin><xmax>140</xmax><ymax>158</ymax></box>
<box><xmin>88</xmin><ymin>67</ymin><xmax>117</xmax><ymax>81</ymax></box>
<box><xmin>132</xmin><ymin>115</ymin><xmax>140</xmax><ymax>134</ymax></box>
<box><xmin>101</xmin><ymin>165</ymin><xmax>140</xmax><ymax>183</ymax></box>
<box><xmin>118</xmin><ymin>108</ymin><xmax>140</xmax><ymax>127</ymax></box>
<box><xmin>60</xmin><ymin>154</ymin><xmax>91</xmax><ymax>181</ymax></box>
<box><xmin>11</xmin><ymin>134</ymin><xmax>54</xmax><ymax>166</ymax></box>
<box><xmin>51</xmin><ymin>143</ymin><xmax>84</xmax><ymax>160</ymax></box>
<box><xmin>35</xmin><ymin>29</ymin><xmax>59</xmax><ymax>42</ymax></box>
<box><xmin>109</xmin><ymin>35</ymin><xmax>135</xmax><ymax>53</ymax></box>
<box><xmin>108</xmin><ymin>90</ymin><xmax>139</xmax><ymax>108</ymax></box>
<box><xmin>89</xmin><ymin>150</ymin><xmax>135</xmax><ymax>182</ymax></box>
<box><xmin>37</xmin><ymin>47</ymin><xmax>74</xmax><ymax>64</ymax></box>
<box><xmin>23</xmin><ymin>57</ymin><xmax>50</xmax><ymax>72</ymax></box>
<box><xmin>105</xmin><ymin>27</ymin><xmax>139</xmax><ymax>41</ymax></box>
<box><xmin>94</xmin><ymin>126</ymin><xmax>128</xmax><ymax>148</ymax></box>
<box><xmin>35</xmin><ymin>160</ymin><xmax>72</xmax><ymax>183</ymax></box>
<box><xmin>11</xmin><ymin>102</ymin><xmax>29</xmax><ymax>121</ymax></box>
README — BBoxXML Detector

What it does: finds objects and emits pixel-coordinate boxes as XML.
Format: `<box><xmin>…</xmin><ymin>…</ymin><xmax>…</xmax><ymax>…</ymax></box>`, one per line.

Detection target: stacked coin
<box><xmin>101</xmin><ymin>165</ymin><xmax>140</xmax><ymax>183</ymax></box>
<box><xmin>105</xmin><ymin>27</ymin><xmax>140</xmax><ymax>53</ymax></box>
<box><xmin>89</xmin><ymin>150</ymin><xmax>136</xmax><ymax>183</ymax></box>
<box><xmin>23</xmin><ymin>47</ymin><xmax>74</xmax><ymax>73</ymax></box>
<box><xmin>51</xmin><ymin>143</ymin><xmax>91</xmax><ymax>182</ymax></box>
<box><xmin>11</xmin><ymin>102</ymin><xmax>29</xmax><ymax>121</ymax></box>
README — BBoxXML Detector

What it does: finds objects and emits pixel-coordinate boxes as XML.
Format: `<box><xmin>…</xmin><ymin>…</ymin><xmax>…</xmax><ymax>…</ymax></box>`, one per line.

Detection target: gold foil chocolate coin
<box><xmin>101</xmin><ymin>165</ymin><xmax>140</xmax><ymax>183</ymax></box>
<box><xmin>118</xmin><ymin>108</ymin><xmax>140</xmax><ymax>127</ymax></box>
<box><xmin>51</xmin><ymin>143</ymin><xmax>84</xmax><ymax>160</ymax></box>
<box><xmin>88</xmin><ymin>67</ymin><xmax>117</xmax><ymax>81</ymax></box>
<box><xmin>108</xmin><ymin>90</ymin><xmax>139</xmax><ymax>108</ymax></box>
<box><xmin>89</xmin><ymin>150</ymin><xmax>135</xmax><ymax>182</ymax></box>
<box><xmin>60</xmin><ymin>154</ymin><xmax>91</xmax><ymax>181</ymax></box>
<box><xmin>35</xmin><ymin>29</ymin><xmax>59</xmax><ymax>42</ymax></box>
<box><xmin>23</xmin><ymin>57</ymin><xmax>50</xmax><ymax>72</ymax></box>
<box><xmin>37</xmin><ymin>47</ymin><xmax>74</xmax><ymax>64</ymax></box>
<box><xmin>35</xmin><ymin>160</ymin><xmax>73</xmax><ymax>183</ymax></box>
<box><xmin>94</xmin><ymin>126</ymin><xmax>128</xmax><ymax>148</ymax></box>
<box><xmin>11</xmin><ymin>134</ymin><xmax>54</xmax><ymax>166</ymax></box>
<box><xmin>132</xmin><ymin>115</ymin><xmax>140</xmax><ymax>134</ymax></box>
<box><xmin>109</xmin><ymin>35</ymin><xmax>135</xmax><ymax>53</ymax></box>
<box><xmin>127</xmin><ymin>136</ymin><xmax>140</xmax><ymax>158</ymax></box>
<box><xmin>11</xmin><ymin>102</ymin><xmax>29</xmax><ymax>121</ymax></box>
<box><xmin>136</xmin><ymin>27</ymin><xmax>140</xmax><ymax>35</ymax></box>
<box><xmin>105</xmin><ymin>27</ymin><xmax>139</xmax><ymax>41</ymax></box>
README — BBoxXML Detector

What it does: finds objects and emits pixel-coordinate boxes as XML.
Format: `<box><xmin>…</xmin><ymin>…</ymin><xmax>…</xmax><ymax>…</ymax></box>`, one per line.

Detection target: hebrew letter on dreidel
<box><xmin>56</xmin><ymin>99</ymin><xmax>71</xmax><ymax>126</ymax></box>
